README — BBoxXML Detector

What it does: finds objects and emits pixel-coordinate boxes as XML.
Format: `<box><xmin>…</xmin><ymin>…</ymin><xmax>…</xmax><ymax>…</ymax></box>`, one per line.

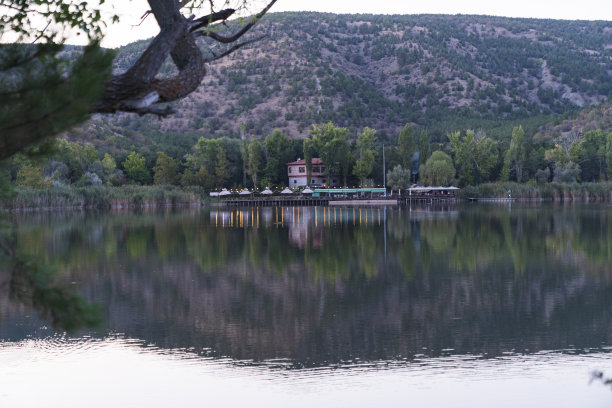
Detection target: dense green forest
<box><xmin>3</xmin><ymin>12</ymin><xmax>612</xmax><ymax>202</ymax></box>
<box><xmin>6</xmin><ymin>115</ymin><xmax>611</xmax><ymax>195</ymax></box>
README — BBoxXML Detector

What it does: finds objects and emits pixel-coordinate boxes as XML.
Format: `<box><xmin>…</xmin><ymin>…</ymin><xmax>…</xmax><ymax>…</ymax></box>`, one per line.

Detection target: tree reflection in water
<box><xmin>0</xmin><ymin>216</ymin><xmax>101</xmax><ymax>332</ymax></box>
<box><xmin>1</xmin><ymin>203</ymin><xmax>611</xmax><ymax>367</ymax></box>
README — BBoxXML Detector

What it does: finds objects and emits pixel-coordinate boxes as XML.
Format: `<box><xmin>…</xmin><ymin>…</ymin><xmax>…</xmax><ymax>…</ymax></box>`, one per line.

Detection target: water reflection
<box><xmin>1</xmin><ymin>204</ymin><xmax>611</xmax><ymax>368</ymax></box>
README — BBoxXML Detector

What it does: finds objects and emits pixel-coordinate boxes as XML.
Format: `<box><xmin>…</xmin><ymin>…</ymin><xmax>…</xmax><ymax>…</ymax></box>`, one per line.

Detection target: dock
<box><xmin>220</xmin><ymin>186</ymin><xmax>461</xmax><ymax>207</ymax></box>
<box><xmin>468</xmin><ymin>197</ymin><xmax>516</xmax><ymax>202</ymax></box>
<box><xmin>329</xmin><ymin>199</ymin><xmax>397</xmax><ymax>206</ymax></box>
<box><xmin>223</xmin><ymin>197</ymin><xmax>330</xmax><ymax>207</ymax></box>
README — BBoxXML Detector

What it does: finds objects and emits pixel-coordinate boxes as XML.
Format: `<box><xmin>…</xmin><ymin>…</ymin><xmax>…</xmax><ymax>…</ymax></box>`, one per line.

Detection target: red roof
<box><xmin>287</xmin><ymin>158</ymin><xmax>323</xmax><ymax>165</ymax></box>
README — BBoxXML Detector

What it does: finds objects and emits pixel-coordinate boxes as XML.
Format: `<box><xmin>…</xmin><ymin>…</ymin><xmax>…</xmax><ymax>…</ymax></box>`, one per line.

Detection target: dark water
<box><xmin>1</xmin><ymin>203</ymin><xmax>612</xmax><ymax>407</ymax></box>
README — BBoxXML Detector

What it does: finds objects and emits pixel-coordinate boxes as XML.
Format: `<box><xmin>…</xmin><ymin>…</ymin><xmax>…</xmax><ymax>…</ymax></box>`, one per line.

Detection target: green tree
<box><xmin>247</xmin><ymin>139</ymin><xmax>264</xmax><ymax>189</ymax></box>
<box><xmin>449</xmin><ymin>130</ymin><xmax>498</xmax><ymax>185</ymax></box>
<box><xmin>501</xmin><ymin>125</ymin><xmax>527</xmax><ymax>182</ymax></box>
<box><xmin>153</xmin><ymin>152</ymin><xmax>178</xmax><ymax>185</ymax></box>
<box><xmin>353</xmin><ymin>127</ymin><xmax>377</xmax><ymax>185</ymax></box>
<box><xmin>310</xmin><ymin>122</ymin><xmax>350</xmax><ymax>184</ymax></box>
<box><xmin>263</xmin><ymin>130</ymin><xmax>293</xmax><ymax>186</ymax></box>
<box><xmin>215</xmin><ymin>147</ymin><xmax>230</xmax><ymax>187</ymax></box>
<box><xmin>123</xmin><ymin>151</ymin><xmax>150</xmax><ymax>185</ymax></box>
<box><xmin>240</xmin><ymin>124</ymin><xmax>249</xmax><ymax>187</ymax></box>
<box><xmin>575</xmin><ymin>130</ymin><xmax>608</xmax><ymax>181</ymax></box>
<box><xmin>386</xmin><ymin>165</ymin><xmax>411</xmax><ymax>194</ymax></box>
<box><xmin>16</xmin><ymin>163</ymin><xmax>48</xmax><ymax>188</ymax></box>
<box><xmin>303</xmin><ymin>138</ymin><xmax>313</xmax><ymax>186</ymax></box>
<box><xmin>101</xmin><ymin>153</ymin><xmax>117</xmax><ymax>182</ymax></box>
<box><xmin>420</xmin><ymin>151</ymin><xmax>456</xmax><ymax>186</ymax></box>
<box><xmin>184</xmin><ymin>137</ymin><xmax>220</xmax><ymax>189</ymax></box>
<box><xmin>53</xmin><ymin>140</ymin><xmax>100</xmax><ymax>183</ymax></box>
<box><xmin>397</xmin><ymin>124</ymin><xmax>416</xmax><ymax>168</ymax></box>
<box><xmin>417</xmin><ymin>130</ymin><xmax>432</xmax><ymax>165</ymax></box>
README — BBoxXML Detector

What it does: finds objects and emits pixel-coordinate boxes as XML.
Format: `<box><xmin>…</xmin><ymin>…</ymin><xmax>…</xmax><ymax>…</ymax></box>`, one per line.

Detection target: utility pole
<box><xmin>382</xmin><ymin>144</ymin><xmax>386</xmax><ymax>196</ymax></box>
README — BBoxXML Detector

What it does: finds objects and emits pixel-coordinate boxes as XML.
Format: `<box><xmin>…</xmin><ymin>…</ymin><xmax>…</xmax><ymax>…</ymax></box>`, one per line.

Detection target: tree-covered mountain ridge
<box><xmin>78</xmin><ymin>12</ymin><xmax>611</xmax><ymax>151</ymax></box>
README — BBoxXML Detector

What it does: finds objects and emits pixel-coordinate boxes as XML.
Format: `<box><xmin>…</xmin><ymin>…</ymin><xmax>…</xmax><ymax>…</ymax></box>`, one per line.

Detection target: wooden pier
<box><xmin>397</xmin><ymin>195</ymin><xmax>460</xmax><ymax>205</ymax></box>
<box><xmin>223</xmin><ymin>197</ymin><xmax>331</xmax><ymax>207</ymax></box>
<box><xmin>467</xmin><ymin>197</ymin><xmax>516</xmax><ymax>202</ymax></box>
<box><xmin>220</xmin><ymin>187</ymin><xmax>460</xmax><ymax>207</ymax></box>
<box><xmin>222</xmin><ymin>195</ymin><xmax>461</xmax><ymax>207</ymax></box>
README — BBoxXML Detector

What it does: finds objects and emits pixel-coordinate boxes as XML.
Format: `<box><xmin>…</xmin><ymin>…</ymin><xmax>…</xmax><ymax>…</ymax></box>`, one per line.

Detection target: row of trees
<box><xmin>7</xmin><ymin>122</ymin><xmax>612</xmax><ymax>192</ymax></box>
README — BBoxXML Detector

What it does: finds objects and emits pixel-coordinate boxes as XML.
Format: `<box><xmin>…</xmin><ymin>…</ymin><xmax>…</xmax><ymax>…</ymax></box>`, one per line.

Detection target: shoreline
<box><xmin>1</xmin><ymin>182</ymin><xmax>611</xmax><ymax>212</ymax></box>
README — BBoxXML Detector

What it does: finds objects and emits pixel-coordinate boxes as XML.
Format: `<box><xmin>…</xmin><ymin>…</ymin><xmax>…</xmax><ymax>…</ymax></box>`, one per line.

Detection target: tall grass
<box><xmin>460</xmin><ymin>182</ymin><xmax>612</xmax><ymax>201</ymax></box>
<box><xmin>2</xmin><ymin>185</ymin><xmax>207</xmax><ymax>210</ymax></box>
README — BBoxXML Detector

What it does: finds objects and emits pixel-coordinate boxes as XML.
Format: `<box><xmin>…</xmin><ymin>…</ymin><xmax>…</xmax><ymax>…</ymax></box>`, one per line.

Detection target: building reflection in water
<box><xmin>210</xmin><ymin>206</ymin><xmax>401</xmax><ymax>250</ymax></box>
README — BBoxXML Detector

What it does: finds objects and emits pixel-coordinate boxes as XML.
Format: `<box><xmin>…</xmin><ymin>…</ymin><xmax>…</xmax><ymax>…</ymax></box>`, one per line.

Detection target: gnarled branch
<box><xmin>91</xmin><ymin>0</ymin><xmax>275</xmax><ymax>117</ymax></box>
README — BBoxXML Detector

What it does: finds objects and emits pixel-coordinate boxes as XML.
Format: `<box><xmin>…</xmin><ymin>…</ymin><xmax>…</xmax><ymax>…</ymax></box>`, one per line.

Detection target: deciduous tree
<box><xmin>449</xmin><ymin>130</ymin><xmax>498</xmax><ymax>185</ymax></box>
<box><xmin>353</xmin><ymin>127</ymin><xmax>377</xmax><ymax>185</ymax></box>
<box><xmin>247</xmin><ymin>139</ymin><xmax>263</xmax><ymax>189</ymax></box>
<box><xmin>310</xmin><ymin>122</ymin><xmax>349</xmax><ymax>184</ymax></box>
<box><xmin>397</xmin><ymin>124</ymin><xmax>416</xmax><ymax>169</ymax></box>
<box><xmin>263</xmin><ymin>130</ymin><xmax>293</xmax><ymax>186</ymax></box>
<box><xmin>153</xmin><ymin>152</ymin><xmax>178</xmax><ymax>185</ymax></box>
<box><xmin>386</xmin><ymin>164</ymin><xmax>411</xmax><ymax>194</ymax></box>
<box><xmin>420</xmin><ymin>151</ymin><xmax>456</xmax><ymax>186</ymax></box>
<box><xmin>501</xmin><ymin>125</ymin><xmax>527</xmax><ymax>182</ymax></box>
<box><xmin>123</xmin><ymin>151</ymin><xmax>150</xmax><ymax>185</ymax></box>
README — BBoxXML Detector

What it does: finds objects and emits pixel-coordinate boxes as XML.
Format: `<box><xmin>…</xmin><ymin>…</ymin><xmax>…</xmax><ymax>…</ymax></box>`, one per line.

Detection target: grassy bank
<box><xmin>2</xmin><ymin>185</ymin><xmax>207</xmax><ymax>210</ymax></box>
<box><xmin>460</xmin><ymin>182</ymin><xmax>612</xmax><ymax>201</ymax></box>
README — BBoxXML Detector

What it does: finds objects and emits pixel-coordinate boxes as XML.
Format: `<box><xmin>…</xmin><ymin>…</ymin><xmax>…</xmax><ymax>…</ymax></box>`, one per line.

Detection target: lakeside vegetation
<box><xmin>460</xmin><ymin>181</ymin><xmax>612</xmax><ymax>200</ymax></box>
<box><xmin>2</xmin><ymin>112</ymin><xmax>611</xmax><ymax>208</ymax></box>
<box><xmin>3</xmin><ymin>185</ymin><xmax>205</xmax><ymax>210</ymax></box>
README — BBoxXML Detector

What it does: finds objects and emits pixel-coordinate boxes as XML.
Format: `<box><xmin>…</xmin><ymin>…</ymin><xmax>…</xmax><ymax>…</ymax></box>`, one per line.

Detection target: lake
<box><xmin>1</xmin><ymin>203</ymin><xmax>612</xmax><ymax>407</ymax></box>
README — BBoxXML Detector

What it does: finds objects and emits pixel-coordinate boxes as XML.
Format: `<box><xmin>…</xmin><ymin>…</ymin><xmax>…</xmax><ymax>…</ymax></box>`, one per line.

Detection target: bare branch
<box><xmin>202</xmin><ymin>35</ymin><xmax>266</xmax><ymax>63</ymax></box>
<box><xmin>198</xmin><ymin>0</ymin><xmax>277</xmax><ymax>43</ymax></box>
<box><xmin>189</xmin><ymin>8</ymin><xmax>236</xmax><ymax>32</ymax></box>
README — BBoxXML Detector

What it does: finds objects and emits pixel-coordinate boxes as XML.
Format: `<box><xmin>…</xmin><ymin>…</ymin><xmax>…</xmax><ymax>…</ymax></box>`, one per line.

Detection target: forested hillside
<box><xmin>79</xmin><ymin>12</ymin><xmax>612</xmax><ymax>148</ymax></box>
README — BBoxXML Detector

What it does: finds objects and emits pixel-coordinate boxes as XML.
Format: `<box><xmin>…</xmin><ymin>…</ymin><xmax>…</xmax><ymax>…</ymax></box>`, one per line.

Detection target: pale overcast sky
<box><xmin>99</xmin><ymin>0</ymin><xmax>612</xmax><ymax>48</ymax></box>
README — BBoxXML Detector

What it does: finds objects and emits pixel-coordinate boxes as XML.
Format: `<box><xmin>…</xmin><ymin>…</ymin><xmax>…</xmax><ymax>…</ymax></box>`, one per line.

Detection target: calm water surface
<box><xmin>1</xmin><ymin>203</ymin><xmax>612</xmax><ymax>407</ymax></box>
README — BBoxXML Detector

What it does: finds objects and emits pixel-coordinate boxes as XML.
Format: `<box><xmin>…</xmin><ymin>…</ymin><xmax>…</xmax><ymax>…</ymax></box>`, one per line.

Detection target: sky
<box><xmin>99</xmin><ymin>0</ymin><xmax>612</xmax><ymax>47</ymax></box>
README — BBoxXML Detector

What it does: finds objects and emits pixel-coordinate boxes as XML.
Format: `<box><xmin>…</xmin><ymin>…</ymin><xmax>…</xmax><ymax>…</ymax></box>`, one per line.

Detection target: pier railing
<box><xmin>220</xmin><ymin>193</ymin><xmax>459</xmax><ymax>207</ymax></box>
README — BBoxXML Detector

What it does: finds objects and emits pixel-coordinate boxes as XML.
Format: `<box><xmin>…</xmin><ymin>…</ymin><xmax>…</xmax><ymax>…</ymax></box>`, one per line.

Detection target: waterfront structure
<box><xmin>287</xmin><ymin>158</ymin><xmax>341</xmax><ymax>187</ymax></box>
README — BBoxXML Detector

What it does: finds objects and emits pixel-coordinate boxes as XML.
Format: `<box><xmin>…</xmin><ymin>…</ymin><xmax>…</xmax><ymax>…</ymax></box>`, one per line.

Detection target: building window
<box><xmin>312</xmin><ymin>166</ymin><xmax>320</xmax><ymax>173</ymax></box>
<box><xmin>293</xmin><ymin>180</ymin><xmax>297</xmax><ymax>184</ymax></box>
<box><xmin>321</xmin><ymin>166</ymin><xmax>326</xmax><ymax>173</ymax></box>
<box><xmin>299</xmin><ymin>167</ymin><xmax>305</xmax><ymax>173</ymax></box>
<box><xmin>322</xmin><ymin>179</ymin><xmax>326</xmax><ymax>183</ymax></box>
<box><xmin>289</xmin><ymin>167</ymin><xmax>292</xmax><ymax>173</ymax></box>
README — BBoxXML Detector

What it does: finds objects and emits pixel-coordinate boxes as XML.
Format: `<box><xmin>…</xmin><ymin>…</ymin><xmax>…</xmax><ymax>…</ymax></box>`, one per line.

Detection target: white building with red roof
<box><xmin>287</xmin><ymin>158</ymin><xmax>341</xmax><ymax>187</ymax></box>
